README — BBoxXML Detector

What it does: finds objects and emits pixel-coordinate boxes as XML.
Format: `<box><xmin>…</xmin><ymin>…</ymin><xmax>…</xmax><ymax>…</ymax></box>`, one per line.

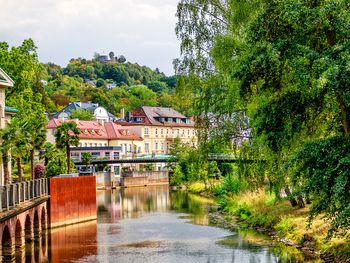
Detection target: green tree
<box><xmin>177</xmin><ymin>0</ymin><xmax>350</xmax><ymax>236</ymax></box>
<box><xmin>81</xmin><ymin>152</ymin><xmax>92</xmax><ymax>169</ymax></box>
<box><xmin>55</xmin><ymin>122</ymin><xmax>80</xmax><ymax>174</ymax></box>
<box><xmin>70</xmin><ymin>109</ymin><xmax>95</xmax><ymax>120</ymax></box>
<box><xmin>0</xmin><ymin>119</ymin><xmax>28</xmax><ymax>183</ymax></box>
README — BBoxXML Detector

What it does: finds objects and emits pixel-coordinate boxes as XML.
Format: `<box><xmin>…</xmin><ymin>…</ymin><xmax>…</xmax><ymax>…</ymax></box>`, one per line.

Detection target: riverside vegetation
<box><xmin>172</xmin><ymin>0</ymin><xmax>350</xmax><ymax>261</ymax></box>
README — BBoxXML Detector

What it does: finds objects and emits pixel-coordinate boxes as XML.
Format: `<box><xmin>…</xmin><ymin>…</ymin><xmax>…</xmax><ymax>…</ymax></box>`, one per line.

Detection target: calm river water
<box><xmin>22</xmin><ymin>185</ymin><xmax>317</xmax><ymax>262</ymax></box>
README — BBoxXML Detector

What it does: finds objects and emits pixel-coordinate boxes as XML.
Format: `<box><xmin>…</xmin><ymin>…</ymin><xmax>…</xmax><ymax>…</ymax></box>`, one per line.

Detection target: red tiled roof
<box><xmin>118</xmin><ymin>106</ymin><xmax>195</xmax><ymax>127</ymax></box>
<box><xmin>46</xmin><ymin>119</ymin><xmax>142</xmax><ymax>141</ymax></box>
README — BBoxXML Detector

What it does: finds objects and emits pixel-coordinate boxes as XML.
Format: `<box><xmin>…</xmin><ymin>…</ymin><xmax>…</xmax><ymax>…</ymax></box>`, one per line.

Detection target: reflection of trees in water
<box><xmin>170</xmin><ymin>191</ymin><xmax>209</xmax><ymax>225</ymax></box>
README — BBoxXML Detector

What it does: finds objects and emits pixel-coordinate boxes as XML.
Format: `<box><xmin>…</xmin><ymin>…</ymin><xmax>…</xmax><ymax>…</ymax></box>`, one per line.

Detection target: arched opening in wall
<box><xmin>14</xmin><ymin>220</ymin><xmax>22</xmax><ymax>248</ymax></box>
<box><xmin>14</xmin><ymin>220</ymin><xmax>25</xmax><ymax>262</ymax></box>
<box><xmin>2</xmin><ymin>225</ymin><xmax>13</xmax><ymax>260</ymax></box>
<box><xmin>25</xmin><ymin>215</ymin><xmax>32</xmax><ymax>242</ymax></box>
<box><xmin>41</xmin><ymin>207</ymin><xmax>46</xmax><ymax>230</ymax></box>
<box><xmin>34</xmin><ymin>210</ymin><xmax>40</xmax><ymax>238</ymax></box>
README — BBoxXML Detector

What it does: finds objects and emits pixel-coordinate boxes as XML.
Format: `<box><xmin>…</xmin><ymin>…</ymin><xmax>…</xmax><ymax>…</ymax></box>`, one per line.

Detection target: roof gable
<box><xmin>0</xmin><ymin>68</ymin><xmax>14</xmax><ymax>87</ymax></box>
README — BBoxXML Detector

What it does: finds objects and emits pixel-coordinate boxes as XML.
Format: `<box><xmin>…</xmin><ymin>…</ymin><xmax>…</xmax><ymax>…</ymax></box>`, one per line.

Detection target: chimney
<box><xmin>126</xmin><ymin>112</ymin><xmax>131</xmax><ymax>122</ymax></box>
<box><xmin>120</xmin><ymin>108</ymin><xmax>125</xmax><ymax>120</ymax></box>
<box><xmin>98</xmin><ymin>119</ymin><xmax>105</xmax><ymax>126</ymax></box>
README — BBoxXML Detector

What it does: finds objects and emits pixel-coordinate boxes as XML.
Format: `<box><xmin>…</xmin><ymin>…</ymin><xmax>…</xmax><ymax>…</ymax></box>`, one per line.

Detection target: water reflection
<box><xmin>12</xmin><ymin>186</ymin><xmax>316</xmax><ymax>262</ymax></box>
<box><xmin>49</xmin><ymin>221</ymin><xmax>97</xmax><ymax>263</ymax></box>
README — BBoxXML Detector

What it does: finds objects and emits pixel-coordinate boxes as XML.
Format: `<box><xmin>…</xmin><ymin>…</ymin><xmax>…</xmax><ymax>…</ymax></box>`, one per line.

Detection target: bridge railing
<box><xmin>0</xmin><ymin>178</ymin><xmax>49</xmax><ymax>212</ymax></box>
<box><xmin>208</xmin><ymin>153</ymin><xmax>237</xmax><ymax>160</ymax></box>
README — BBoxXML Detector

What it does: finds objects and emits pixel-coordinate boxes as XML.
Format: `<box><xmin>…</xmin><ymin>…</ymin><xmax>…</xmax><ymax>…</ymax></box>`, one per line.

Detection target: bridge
<box><xmin>74</xmin><ymin>153</ymin><xmax>254</xmax><ymax>165</ymax></box>
<box><xmin>0</xmin><ymin>178</ymin><xmax>49</xmax><ymax>260</ymax></box>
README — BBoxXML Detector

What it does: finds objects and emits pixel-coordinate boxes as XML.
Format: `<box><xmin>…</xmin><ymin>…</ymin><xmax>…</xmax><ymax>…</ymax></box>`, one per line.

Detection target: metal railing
<box><xmin>0</xmin><ymin>178</ymin><xmax>49</xmax><ymax>212</ymax></box>
<box><xmin>208</xmin><ymin>153</ymin><xmax>237</xmax><ymax>160</ymax></box>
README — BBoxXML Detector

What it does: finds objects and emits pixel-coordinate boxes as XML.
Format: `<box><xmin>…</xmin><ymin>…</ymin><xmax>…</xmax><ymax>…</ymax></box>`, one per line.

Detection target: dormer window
<box><xmin>136</xmin><ymin>117</ymin><xmax>142</xmax><ymax>122</ymax></box>
<box><xmin>176</xmin><ymin>118</ymin><xmax>181</xmax><ymax>123</ymax></box>
<box><xmin>159</xmin><ymin>117</ymin><xmax>165</xmax><ymax>123</ymax></box>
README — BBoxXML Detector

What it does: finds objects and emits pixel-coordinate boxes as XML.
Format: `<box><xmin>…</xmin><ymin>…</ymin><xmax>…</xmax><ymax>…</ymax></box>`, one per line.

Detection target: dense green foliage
<box><xmin>43</xmin><ymin>56</ymin><xmax>192</xmax><ymax>116</ymax></box>
<box><xmin>55</xmin><ymin>122</ymin><xmax>80</xmax><ymax>174</ymax></box>
<box><xmin>176</xmin><ymin>0</ymin><xmax>350</xmax><ymax>237</ymax></box>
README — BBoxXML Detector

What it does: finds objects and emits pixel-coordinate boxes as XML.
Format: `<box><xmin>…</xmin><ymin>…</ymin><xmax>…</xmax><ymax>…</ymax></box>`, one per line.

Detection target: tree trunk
<box><xmin>284</xmin><ymin>185</ymin><xmax>298</xmax><ymax>207</ymax></box>
<box><xmin>66</xmin><ymin>145</ymin><xmax>70</xmax><ymax>174</ymax></box>
<box><xmin>305</xmin><ymin>193</ymin><xmax>311</xmax><ymax>204</ymax></box>
<box><xmin>2</xmin><ymin>150</ymin><xmax>10</xmax><ymax>185</ymax></box>
<box><xmin>44</xmin><ymin>157</ymin><xmax>48</xmax><ymax>166</ymax></box>
<box><xmin>30</xmin><ymin>149</ymin><xmax>35</xmax><ymax>180</ymax></box>
<box><xmin>16</xmin><ymin>157</ymin><xmax>23</xmax><ymax>182</ymax></box>
<box><xmin>297</xmin><ymin>195</ymin><xmax>305</xmax><ymax>208</ymax></box>
<box><xmin>337</xmin><ymin>95</ymin><xmax>349</xmax><ymax>136</ymax></box>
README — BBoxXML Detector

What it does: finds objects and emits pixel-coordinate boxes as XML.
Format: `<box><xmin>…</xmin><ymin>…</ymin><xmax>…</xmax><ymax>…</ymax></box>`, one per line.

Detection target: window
<box><xmin>113</xmin><ymin>152</ymin><xmax>119</xmax><ymax>160</ymax></box>
<box><xmin>84</xmin><ymin>143</ymin><xmax>88</xmax><ymax>147</ymax></box>
<box><xmin>161</xmin><ymin>129</ymin><xmax>164</xmax><ymax>135</ymax></box>
<box><xmin>92</xmin><ymin>152</ymin><xmax>100</xmax><ymax>159</ymax></box>
<box><xmin>176</xmin><ymin>118</ymin><xmax>181</xmax><ymax>123</ymax></box>
<box><xmin>155</xmin><ymin>142</ymin><xmax>158</xmax><ymax>150</ymax></box>
<box><xmin>188</xmin><ymin>129</ymin><xmax>190</xmax><ymax>135</ymax></box>
<box><xmin>145</xmin><ymin>143</ymin><xmax>150</xmax><ymax>153</ymax></box>
<box><xmin>166</xmin><ymin>129</ymin><xmax>169</xmax><ymax>135</ymax></box>
<box><xmin>155</xmin><ymin>128</ymin><xmax>158</xmax><ymax>135</ymax></box>
<box><xmin>105</xmin><ymin>152</ymin><xmax>110</xmax><ymax>159</ymax></box>
<box><xmin>161</xmin><ymin>142</ymin><xmax>164</xmax><ymax>150</ymax></box>
<box><xmin>144</xmin><ymin>127</ymin><xmax>149</xmax><ymax>135</ymax></box>
<box><xmin>136</xmin><ymin>117</ymin><xmax>142</xmax><ymax>122</ymax></box>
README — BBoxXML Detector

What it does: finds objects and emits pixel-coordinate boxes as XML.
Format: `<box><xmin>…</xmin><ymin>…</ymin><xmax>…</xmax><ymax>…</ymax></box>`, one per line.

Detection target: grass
<box><xmin>222</xmin><ymin>189</ymin><xmax>350</xmax><ymax>258</ymax></box>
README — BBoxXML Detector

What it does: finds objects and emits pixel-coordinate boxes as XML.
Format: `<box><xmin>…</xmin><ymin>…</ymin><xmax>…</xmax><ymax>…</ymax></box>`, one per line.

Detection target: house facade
<box><xmin>52</xmin><ymin>102</ymin><xmax>116</xmax><ymax>122</ymax></box>
<box><xmin>118</xmin><ymin>106</ymin><xmax>196</xmax><ymax>154</ymax></box>
<box><xmin>45</xmin><ymin>118</ymin><xmax>143</xmax><ymax>160</ymax></box>
<box><xmin>0</xmin><ymin>68</ymin><xmax>19</xmax><ymax>185</ymax></box>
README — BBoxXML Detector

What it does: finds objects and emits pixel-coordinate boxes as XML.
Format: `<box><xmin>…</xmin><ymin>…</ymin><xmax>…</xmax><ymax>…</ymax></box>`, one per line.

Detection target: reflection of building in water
<box><xmin>50</xmin><ymin>221</ymin><xmax>97</xmax><ymax>262</ymax></box>
<box><xmin>121</xmin><ymin>186</ymin><xmax>170</xmax><ymax>218</ymax></box>
<box><xmin>96</xmin><ymin>186</ymin><xmax>170</xmax><ymax>220</ymax></box>
<box><xmin>97</xmin><ymin>190</ymin><xmax>122</xmax><ymax>223</ymax></box>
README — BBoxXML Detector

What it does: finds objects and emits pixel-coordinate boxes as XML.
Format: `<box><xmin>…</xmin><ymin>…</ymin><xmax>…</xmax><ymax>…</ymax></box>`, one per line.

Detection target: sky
<box><xmin>0</xmin><ymin>0</ymin><xmax>180</xmax><ymax>75</ymax></box>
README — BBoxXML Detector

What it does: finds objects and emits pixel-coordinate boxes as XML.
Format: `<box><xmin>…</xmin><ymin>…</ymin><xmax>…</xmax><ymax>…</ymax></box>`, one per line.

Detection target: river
<box><xmin>21</xmin><ymin>185</ymin><xmax>317</xmax><ymax>262</ymax></box>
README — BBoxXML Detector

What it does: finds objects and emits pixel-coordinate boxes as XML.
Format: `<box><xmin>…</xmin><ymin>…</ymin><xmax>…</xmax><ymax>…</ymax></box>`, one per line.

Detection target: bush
<box><xmin>222</xmin><ymin>173</ymin><xmax>247</xmax><ymax>195</ymax></box>
<box><xmin>34</xmin><ymin>164</ymin><xmax>45</xmax><ymax>178</ymax></box>
<box><xmin>170</xmin><ymin>164</ymin><xmax>183</xmax><ymax>186</ymax></box>
<box><xmin>235</xmin><ymin>203</ymin><xmax>252</xmax><ymax>220</ymax></box>
<box><xmin>274</xmin><ymin>216</ymin><xmax>295</xmax><ymax>237</ymax></box>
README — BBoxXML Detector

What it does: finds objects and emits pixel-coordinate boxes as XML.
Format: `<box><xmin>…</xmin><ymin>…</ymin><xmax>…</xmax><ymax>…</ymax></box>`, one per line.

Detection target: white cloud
<box><xmin>0</xmin><ymin>0</ymin><xmax>180</xmax><ymax>75</ymax></box>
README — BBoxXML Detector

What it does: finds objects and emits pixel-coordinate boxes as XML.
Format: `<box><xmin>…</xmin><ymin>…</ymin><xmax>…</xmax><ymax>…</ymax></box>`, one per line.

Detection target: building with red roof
<box><xmin>117</xmin><ymin>106</ymin><xmax>197</xmax><ymax>154</ymax></box>
<box><xmin>45</xmin><ymin>118</ymin><xmax>143</xmax><ymax>161</ymax></box>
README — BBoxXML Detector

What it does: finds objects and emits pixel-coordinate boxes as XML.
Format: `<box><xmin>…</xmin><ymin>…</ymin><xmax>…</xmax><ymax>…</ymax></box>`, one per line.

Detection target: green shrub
<box><xmin>222</xmin><ymin>173</ymin><xmax>247</xmax><ymax>195</ymax></box>
<box><xmin>170</xmin><ymin>164</ymin><xmax>183</xmax><ymax>186</ymax></box>
<box><xmin>235</xmin><ymin>203</ymin><xmax>252</xmax><ymax>220</ymax></box>
<box><xmin>274</xmin><ymin>216</ymin><xmax>295</xmax><ymax>236</ymax></box>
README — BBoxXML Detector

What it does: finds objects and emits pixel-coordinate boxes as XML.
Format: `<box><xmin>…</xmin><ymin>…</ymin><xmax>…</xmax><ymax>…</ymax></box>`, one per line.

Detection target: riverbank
<box><xmin>184</xmin><ymin>183</ymin><xmax>350</xmax><ymax>263</ymax></box>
